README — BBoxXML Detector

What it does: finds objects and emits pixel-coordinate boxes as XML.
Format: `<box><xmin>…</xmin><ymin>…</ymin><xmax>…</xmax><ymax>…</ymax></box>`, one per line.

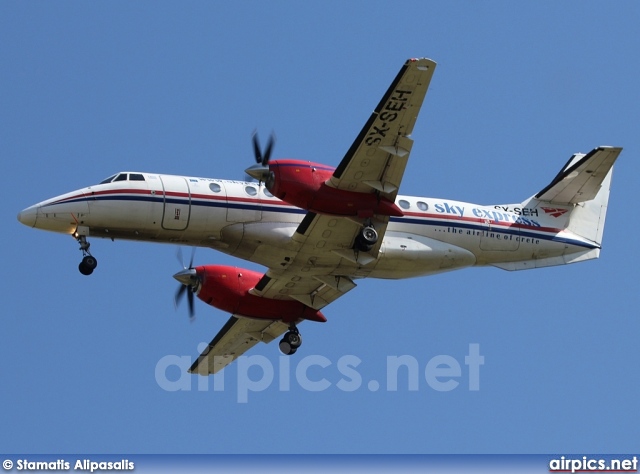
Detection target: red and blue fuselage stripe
<box><xmin>41</xmin><ymin>189</ymin><xmax>598</xmax><ymax>250</ymax></box>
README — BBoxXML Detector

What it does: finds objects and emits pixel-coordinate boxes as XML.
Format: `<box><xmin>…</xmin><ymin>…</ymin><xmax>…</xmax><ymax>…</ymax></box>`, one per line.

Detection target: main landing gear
<box><xmin>76</xmin><ymin>234</ymin><xmax>98</xmax><ymax>276</ymax></box>
<box><xmin>279</xmin><ymin>324</ymin><xmax>302</xmax><ymax>355</ymax></box>
<box><xmin>355</xmin><ymin>224</ymin><xmax>378</xmax><ymax>252</ymax></box>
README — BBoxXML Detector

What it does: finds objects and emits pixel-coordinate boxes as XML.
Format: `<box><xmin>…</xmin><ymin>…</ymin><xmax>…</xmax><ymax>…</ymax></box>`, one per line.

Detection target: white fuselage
<box><xmin>18</xmin><ymin>172</ymin><xmax>598</xmax><ymax>279</ymax></box>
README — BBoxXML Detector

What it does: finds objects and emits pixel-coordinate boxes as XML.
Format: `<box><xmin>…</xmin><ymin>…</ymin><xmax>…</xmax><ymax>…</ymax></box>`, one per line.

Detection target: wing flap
<box><xmin>248</xmin><ymin>212</ymin><xmax>372</xmax><ymax>307</ymax></box>
<box><xmin>189</xmin><ymin>316</ymin><xmax>289</xmax><ymax>375</ymax></box>
<box><xmin>535</xmin><ymin>146</ymin><xmax>622</xmax><ymax>204</ymax></box>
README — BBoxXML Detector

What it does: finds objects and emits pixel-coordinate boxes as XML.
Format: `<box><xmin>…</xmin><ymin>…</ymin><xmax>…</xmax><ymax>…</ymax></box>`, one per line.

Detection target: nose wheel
<box><xmin>279</xmin><ymin>325</ymin><xmax>302</xmax><ymax>355</ymax></box>
<box><xmin>79</xmin><ymin>255</ymin><xmax>98</xmax><ymax>275</ymax></box>
<box><xmin>76</xmin><ymin>234</ymin><xmax>98</xmax><ymax>276</ymax></box>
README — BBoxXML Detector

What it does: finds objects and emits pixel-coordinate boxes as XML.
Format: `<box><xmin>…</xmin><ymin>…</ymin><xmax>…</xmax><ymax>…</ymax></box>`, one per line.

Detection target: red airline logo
<box><xmin>541</xmin><ymin>207</ymin><xmax>569</xmax><ymax>218</ymax></box>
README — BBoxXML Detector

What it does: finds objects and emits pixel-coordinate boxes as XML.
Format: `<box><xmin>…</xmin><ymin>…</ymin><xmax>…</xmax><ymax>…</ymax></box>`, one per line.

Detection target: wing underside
<box><xmin>189</xmin><ymin>316</ymin><xmax>290</xmax><ymax>375</ymax></box>
<box><xmin>328</xmin><ymin>58</ymin><xmax>436</xmax><ymax>202</ymax></box>
<box><xmin>249</xmin><ymin>211</ymin><xmax>389</xmax><ymax>308</ymax></box>
<box><xmin>190</xmin><ymin>59</ymin><xmax>437</xmax><ymax>374</ymax></box>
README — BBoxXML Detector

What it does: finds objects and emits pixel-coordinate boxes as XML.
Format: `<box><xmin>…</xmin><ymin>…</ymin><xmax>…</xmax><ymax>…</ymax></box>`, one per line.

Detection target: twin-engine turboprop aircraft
<box><xmin>17</xmin><ymin>58</ymin><xmax>622</xmax><ymax>375</ymax></box>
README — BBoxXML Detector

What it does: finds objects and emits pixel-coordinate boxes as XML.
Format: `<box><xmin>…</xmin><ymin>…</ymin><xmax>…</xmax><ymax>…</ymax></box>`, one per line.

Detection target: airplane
<box><xmin>17</xmin><ymin>58</ymin><xmax>622</xmax><ymax>375</ymax></box>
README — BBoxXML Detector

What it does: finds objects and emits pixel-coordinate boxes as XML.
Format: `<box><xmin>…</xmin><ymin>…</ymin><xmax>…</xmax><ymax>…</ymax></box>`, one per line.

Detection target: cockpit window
<box><xmin>99</xmin><ymin>173</ymin><xmax>145</xmax><ymax>184</ymax></box>
<box><xmin>99</xmin><ymin>174</ymin><xmax>117</xmax><ymax>184</ymax></box>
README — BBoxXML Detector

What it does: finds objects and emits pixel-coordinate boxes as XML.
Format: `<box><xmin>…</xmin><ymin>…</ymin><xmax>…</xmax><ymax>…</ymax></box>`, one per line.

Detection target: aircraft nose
<box><xmin>17</xmin><ymin>205</ymin><xmax>38</xmax><ymax>228</ymax></box>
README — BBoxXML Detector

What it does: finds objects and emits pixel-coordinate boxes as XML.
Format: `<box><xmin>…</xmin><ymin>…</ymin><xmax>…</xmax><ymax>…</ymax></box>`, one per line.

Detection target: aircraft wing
<box><xmin>248</xmin><ymin>59</ymin><xmax>438</xmax><ymax>308</ymax></box>
<box><xmin>189</xmin><ymin>316</ymin><xmax>290</xmax><ymax>375</ymax></box>
<box><xmin>249</xmin><ymin>211</ymin><xmax>391</xmax><ymax>307</ymax></box>
<box><xmin>189</xmin><ymin>213</ymin><xmax>382</xmax><ymax>375</ymax></box>
<box><xmin>327</xmin><ymin>57</ymin><xmax>436</xmax><ymax>202</ymax></box>
<box><xmin>190</xmin><ymin>59</ymin><xmax>435</xmax><ymax>375</ymax></box>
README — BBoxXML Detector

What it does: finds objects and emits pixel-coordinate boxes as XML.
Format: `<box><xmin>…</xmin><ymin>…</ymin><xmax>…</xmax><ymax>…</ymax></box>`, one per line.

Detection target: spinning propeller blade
<box><xmin>252</xmin><ymin>131</ymin><xmax>276</xmax><ymax>165</ymax></box>
<box><xmin>173</xmin><ymin>247</ymin><xmax>198</xmax><ymax>321</ymax></box>
<box><xmin>245</xmin><ymin>131</ymin><xmax>276</xmax><ymax>181</ymax></box>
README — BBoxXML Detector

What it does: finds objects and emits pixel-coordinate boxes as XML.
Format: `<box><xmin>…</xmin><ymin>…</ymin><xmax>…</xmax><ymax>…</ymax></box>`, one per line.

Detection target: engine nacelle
<box><xmin>194</xmin><ymin>265</ymin><xmax>326</xmax><ymax>323</ymax></box>
<box><xmin>267</xmin><ymin>159</ymin><xmax>403</xmax><ymax>218</ymax></box>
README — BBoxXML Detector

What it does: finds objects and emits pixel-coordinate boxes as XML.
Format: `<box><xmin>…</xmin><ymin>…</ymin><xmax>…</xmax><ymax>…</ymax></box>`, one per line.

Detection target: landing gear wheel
<box><xmin>82</xmin><ymin>255</ymin><xmax>98</xmax><ymax>270</ymax></box>
<box><xmin>78</xmin><ymin>255</ymin><xmax>98</xmax><ymax>275</ymax></box>
<box><xmin>284</xmin><ymin>331</ymin><xmax>302</xmax><ymax>349</ymax></box>
<box><xmin>355</xmin><ymin>225</ymin><xmax>378</xmax><ymax>252</ymax></box>
<box><xmin>79</xmin><ymin>262</ymin><xmax>93</xmax><ymax>275</ymax></box>
<box><xmin>279</xmin><ymin>339</ymin><xmax>298</xmax><ymax>355</ymax></box>
<box><xmin>75</xmin><ymin>233</ymin><xmax>98</xmax><ymax>276</ymax></box>
<box><xmin>279</xmin><ymin>326</ymin><xmax>302</xmax><ymax>355</ymax></box>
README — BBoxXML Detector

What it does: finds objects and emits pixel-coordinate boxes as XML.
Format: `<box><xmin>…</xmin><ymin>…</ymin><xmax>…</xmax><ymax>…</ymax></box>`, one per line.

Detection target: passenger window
<box><xmin>417</xmin><ymin>201</ymin><xmax>428</xmax><ymax>211</ymax></box>
<box><xmin>263</xmin><ymin>188</ymin><xmax>273</xmax><ymax>198</ymax></box>
<box><xmin>209</xmin><ymin>183</ymin><xmax>221</xmax><ymax>193</ymax></box>
<box><xmin>245</xmin><ymin>185</ymin><xmax>258</xmax><ymax>196</ymax></box>
<box><xmin>113</xmin><ymin>173</ymin><xmax>128</xmax><ymax>182</ymax></box>
<box><xmin>398</xmin><ymin>199</ymin><xmax>410</xmax><ymax>209</ymax></box>
<box><xmin>129</xmin><ymin>173</ymin><xmax>145</xmax><ymax>181</ymax></box>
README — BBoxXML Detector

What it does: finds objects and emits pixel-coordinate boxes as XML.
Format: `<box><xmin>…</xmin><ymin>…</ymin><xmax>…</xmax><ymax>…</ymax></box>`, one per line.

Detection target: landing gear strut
<box><xmin>279</xmin><ymin>324</ymin><xmax>302</xmax><ymax>355</ymax></box>
<box><xmin>76</xmin><ymin>234</ymin><xmax>98</xmax><ymax>276</ymax></box>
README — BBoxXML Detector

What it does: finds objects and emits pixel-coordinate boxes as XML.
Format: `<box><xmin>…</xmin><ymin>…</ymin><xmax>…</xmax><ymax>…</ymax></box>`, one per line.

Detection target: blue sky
<box><xmin>2</xmin><ymin>1</ymin><xmax>639</xmax><ymax>454</ymax></box>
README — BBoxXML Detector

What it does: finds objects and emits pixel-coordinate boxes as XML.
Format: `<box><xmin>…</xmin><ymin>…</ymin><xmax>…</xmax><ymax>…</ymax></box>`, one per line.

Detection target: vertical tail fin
<box><xmin>530</xmin><ymin>146</ymin><xmax>621</xmax><ymax>246</ymax></box>
<box><xmin>494</xmin><ymin>146</ymin><xmax>622</xmax><ymax>271</ymax></box>
<box><xmin>563</xmin><ymin>168</ymin><xmax>612</xmax><ymax>246</ymax></box>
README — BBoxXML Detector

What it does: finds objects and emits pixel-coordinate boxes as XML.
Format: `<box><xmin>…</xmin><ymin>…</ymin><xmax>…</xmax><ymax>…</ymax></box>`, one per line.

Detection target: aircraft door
<box><xmin>159</xmin><ymin>175</ymin><xmax>191</xmax><ymax>230</ymax></box>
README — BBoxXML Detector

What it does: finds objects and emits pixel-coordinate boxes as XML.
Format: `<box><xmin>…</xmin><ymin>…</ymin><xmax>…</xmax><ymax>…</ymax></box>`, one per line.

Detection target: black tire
<box><xmin>355</xmin><ymin>226</ymin><xmax>377</xmax><ymax>252</ymax></box>
<box><xmin>279</xmin><ymin>339</ymin><xmax>293</xmax><ymax>355</ymax></box>
<box><xmin>79</xmin><ymin>262</ymin><xmax>93</xmax><ymax>276</ymax></box>
<box><xmin>285</xmin><ymin>331</ymin><xmax>302</xmax><ymax>348</ymax></box>
<box><xmin>361</xmin><ymin>226</ymin><xmax>378</xmax><ymax>244</ymax></box>
<box><xmin>82</xmin><ymin>255</ymin><xmax>98</xmax><ymax>270</ymax></box>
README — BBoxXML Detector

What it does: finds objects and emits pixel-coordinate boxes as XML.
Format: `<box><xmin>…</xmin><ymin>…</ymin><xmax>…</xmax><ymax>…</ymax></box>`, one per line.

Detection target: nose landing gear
<box><xmin>76</xmin><ymin>233</ymin><xmax>98</xmax><ymax>276</ymax></box>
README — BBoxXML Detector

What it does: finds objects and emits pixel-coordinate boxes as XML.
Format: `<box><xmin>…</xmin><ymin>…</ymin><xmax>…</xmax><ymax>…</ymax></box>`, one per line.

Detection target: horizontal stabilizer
<box><xmin>535</xmin><ymin>146</ymin><xmax>622</xmax><ymax>204</ymax></box>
